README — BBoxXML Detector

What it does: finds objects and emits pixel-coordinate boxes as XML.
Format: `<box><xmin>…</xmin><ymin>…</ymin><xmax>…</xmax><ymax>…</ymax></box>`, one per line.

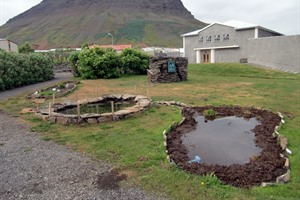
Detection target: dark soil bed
<box><xmin>166</xmin><ymin>106</ymin><xmax>287</xmax><ymax>188</ymax></box>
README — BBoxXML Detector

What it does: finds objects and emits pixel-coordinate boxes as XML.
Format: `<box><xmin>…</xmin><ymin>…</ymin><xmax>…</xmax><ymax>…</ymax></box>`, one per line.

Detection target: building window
<box><xmin>206</xmin><ymin>36</ymin><xmax>212</xmax><ymax>42</ymax></box>
<box><xmin>215</xmin><ymin>34</ymin><xmax>220</xmax><ymax>42</ymax></box>
<box><xmin>223</xmin><ymin>34</ymin><xmax>230</xmax><ymax>41</ymax></box>
<box><xmin>198</xmin><ymin>36</ymin><xmax>203</xmax><ymax>43</ymax></box>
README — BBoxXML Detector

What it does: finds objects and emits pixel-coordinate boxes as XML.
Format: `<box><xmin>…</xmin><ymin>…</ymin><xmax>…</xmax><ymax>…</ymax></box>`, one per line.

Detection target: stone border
<box><xmin>36</xmin><ymin>94</ymin><xmax>151</xmax><ymax>125</ymax></box>
<box><xmin>261</xmin><ymin>112</ymin><xmax>291</xmax><ymax>187</ymax></box>
<box><xmin>160</xmin><ymin>103</ymin><xmax>291</xmax><ymax>187</ymax></box>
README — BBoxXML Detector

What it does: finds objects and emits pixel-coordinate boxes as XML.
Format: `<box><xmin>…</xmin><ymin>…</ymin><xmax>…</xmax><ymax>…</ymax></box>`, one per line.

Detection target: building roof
<box><xmin>181</xmin><ymin>20</ymin><xmax>283</xmax><ymax>37</ymax></box>
<box><xmin>0</xmin><ymin>38</ymin><xmax>18</xmax><ymax>44</ymax></box>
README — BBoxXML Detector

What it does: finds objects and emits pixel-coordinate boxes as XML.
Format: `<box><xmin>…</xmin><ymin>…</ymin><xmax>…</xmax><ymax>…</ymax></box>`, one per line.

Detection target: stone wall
<box><xmin>148</xmin><ymin>57</ymin><xmax>188</xmax><ymax>84</ymax></box>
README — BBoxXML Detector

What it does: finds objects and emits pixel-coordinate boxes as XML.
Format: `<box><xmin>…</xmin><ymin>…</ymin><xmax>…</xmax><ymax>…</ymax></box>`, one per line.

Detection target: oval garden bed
<box><xmin>37</xmin><ymin>94</ymin><xmax>151</xmax><ymax>125</ymax></box>
<box><xmin>28</xmin><ymin>81</ymin><xmax>78</xmax><ymax>100</ymax></box>
<box><xmin>165</xmin><ymin>106</ymin><xmax>290</xmax><ymax>188</ymax></box>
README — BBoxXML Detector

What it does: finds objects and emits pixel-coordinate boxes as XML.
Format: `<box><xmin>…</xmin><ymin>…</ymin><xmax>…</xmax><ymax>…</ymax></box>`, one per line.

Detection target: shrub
<box><xmin>77</xmin><ymin>48</ymin><xmax>121</xmax><ymax>79</ymax></box>
<box><xmin>0</xmin><ymin>50</ymin><xmax>54</xmax><ymax>91</ymax></box>
<box><xmin>120</xmin><ymin>48</ymin><xmax>150</xmax><ymax>75</ymax></box>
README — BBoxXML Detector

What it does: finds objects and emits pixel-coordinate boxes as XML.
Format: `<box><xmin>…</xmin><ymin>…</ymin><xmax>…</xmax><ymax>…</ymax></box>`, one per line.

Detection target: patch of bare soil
<box><xmin>167</xmin><ymin>106</ymin><xmax>287</xmax><ymax>188</ymax></box>
<box><xmin>95</xmin><ymin>170</ymin><xmax>127</xmax><ymax>190</ymax></box>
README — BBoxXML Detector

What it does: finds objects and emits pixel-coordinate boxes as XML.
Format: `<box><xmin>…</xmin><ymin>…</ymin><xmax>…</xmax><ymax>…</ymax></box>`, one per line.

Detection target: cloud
<box><xmin>0</xmin><ymin>0</ymin><xmax>42</xmax><ymax>25</ymax></box>
<box><xmin>182</xmin><ymin>0</ymin><xmax>300</xmax><ymax>35</ymax></box>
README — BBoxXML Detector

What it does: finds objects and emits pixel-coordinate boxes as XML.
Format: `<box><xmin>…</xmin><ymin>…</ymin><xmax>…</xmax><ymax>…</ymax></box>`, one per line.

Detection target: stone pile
<box><xmin>148</xmin><ymin>57</ymin><xmax>188</xmax><ymax>84</ymax></box>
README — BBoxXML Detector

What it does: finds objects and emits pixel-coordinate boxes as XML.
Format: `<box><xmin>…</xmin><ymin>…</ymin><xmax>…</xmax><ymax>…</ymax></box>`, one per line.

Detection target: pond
<box><xmin>58</xmin><ymin>102</ymin><xmax>135</xmax><ymax>115</ymax></box>
<box><xmin>181</xmin><ymin>115</ymin><xmax>262</xmax><ymax>166</ymax></box>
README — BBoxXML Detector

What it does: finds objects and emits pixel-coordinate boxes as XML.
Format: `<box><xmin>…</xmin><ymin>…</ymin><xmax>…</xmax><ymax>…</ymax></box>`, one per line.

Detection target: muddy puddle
<box><xmin>181</xmin><ymin>115</ymin><xmax>262</xmax><ymax>166</ymax></box>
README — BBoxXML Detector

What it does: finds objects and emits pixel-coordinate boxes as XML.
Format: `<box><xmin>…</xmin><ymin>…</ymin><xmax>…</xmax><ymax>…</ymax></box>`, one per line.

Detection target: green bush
<box><xmin>77</xmin><ymin>48</ymin><xmax>121</xmax><ymax>79</ymax></box>
<box><xmin>0</xmin><ymin>50</ymin><xmax>54</xmax><ymax>91</ymax></box>
<box><xmin>74</xmin><ymin>47</ymin><xmax>150</xmax><ymax>79</ymax></box>
<box><xmin>120</xmin><ymin>48</ymin><xmax>150</xmax><ymax>75</ymax></box>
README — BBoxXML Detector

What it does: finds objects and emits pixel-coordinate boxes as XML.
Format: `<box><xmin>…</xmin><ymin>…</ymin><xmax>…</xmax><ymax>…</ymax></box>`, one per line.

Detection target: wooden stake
<box><xmin>96</xmin><ymin>105</ymin><xmax>99</xmax><ymax>114</ymax></box>
<box><xmin>75</xmin><ymin>91</ymin><xmax>78</xmax><ymax>101</ymax></box>
<box><xmin>138</xmin><ymin>100</ymin><xmax>141</xmax><ymax>113</ymax></box>
<box><xmin>52</xmin><ymin>93</ymin><xmax>55</xmax><ymax>104</ymax></box>
<box><xmin>77</xmin><ymin>101</ymin><xmax>80</xmax><ymax>119</ymax></box>
<box><xmin>49</xmin><ymin>102</ymin><xmax>52</xmax><ymax>116</ymax></box>
<box><xmin>111</xmin><ymin>101</ymin><xmax>115</xmax><ymax>116</ymax></box>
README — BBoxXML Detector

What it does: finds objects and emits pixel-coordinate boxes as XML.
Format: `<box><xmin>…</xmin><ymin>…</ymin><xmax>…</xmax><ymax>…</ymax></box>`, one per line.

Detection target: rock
<box><xmin>100</xmin><ymin>113</ymin><xmax>113</xmax><ymax>117</ymax></box>
<box><xmin>49</xmin><ymin>117</ymin><xmax>57</xmax><ymax>123</ymax></box>
<box><xmin>88</xmin><ymin>98</ymin><xmax>100</xmax><ymax>104</ymax></box>
<box><xmin>114</xmin><ymin>110</ymin><xmax>132</xmax><ymax>116</ymax></box>
<box><xmin>20</xmin><ymin>108</ymin><xmax>35</xmax><ymax>114</ymax></box>
<box><xmin>77</xmin><ymin>99</ymin><xmax>88</xmax><ymax>105</ymax></box>
<box><xmin>97</xmin><ymin>117</ymin><xmax>111</xmax><ymax>123</ymax></box>
<box><xmin>122</xmin><ymin>94</ymin><xmax>136</xmax><ymax>100</ymax></box>
<box><xmin>285</xmin><ymin>158</ymin><xmax>290</xmax><ymax>169</ymax></box>
<box><xmin>276</xmin><ymin>170</ymin><xmax>291</xmax><ymax>183</ymax></box>
<box><xmin>113</xmin><ymin>94</ymin><xmax>122</xmax><ymax>99</ymax></box>
<box><xmin>87</xmin><ymin>118</ymin><xmax>98</xmax><ymax>124</ymax></box>
<box><xmin>134</xmin><ymin>95</ymin><xmax>148</xmax><ymax>101</ymax></box>
<box><xmin>64</xmin><ymin>101</ymin><xmax>77</xmax><ymax>107</ymax></box>
<box><xmin>279</xmin><ymin>136</ymin><xmax>288</xmax><ymax>150</ymax></box>
<box><xmin>56</xmin><ymin>117</ymin><xmax>69</xmax><ymax>125</ymax></box>
<box><xmin>261</xmin><ymin>182</ymin><xmax>275</xmax><ymax>187</ymax></box>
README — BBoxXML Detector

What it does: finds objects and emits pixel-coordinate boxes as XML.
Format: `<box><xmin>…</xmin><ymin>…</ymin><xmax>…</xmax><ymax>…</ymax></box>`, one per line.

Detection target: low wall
<box><xmin>247</xmin><ymin>35</ymin><xmax>300</xmax><ymax>73</ymax></box>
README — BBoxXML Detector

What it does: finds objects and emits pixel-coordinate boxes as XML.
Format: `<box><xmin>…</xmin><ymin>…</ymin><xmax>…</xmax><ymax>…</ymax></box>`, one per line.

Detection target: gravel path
<box><xmin>0</xmin><ymin>74</ymin><xmax>164</xmax><ymax>200</ymax></box>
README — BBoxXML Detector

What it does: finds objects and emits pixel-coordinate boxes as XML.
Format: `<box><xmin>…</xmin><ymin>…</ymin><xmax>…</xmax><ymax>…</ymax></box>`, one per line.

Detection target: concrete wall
<box><xmin>247</xmin><ymin>35</ymin><xmax>300</xmax><ymax>73</ymax></box>
<box><xmin>258</xmin><ymin>29</ymin><xmax>279</xmax><ymax>38</ymax></box>
<box><xmin>184</xmin><ymin>35</ymin><xmax>198</xmax><ymax>63</ymax></box>
<box><xmin>0</xmin><ymin>39</ymin><xmax>18</xmax><ymax>52</ymax></box>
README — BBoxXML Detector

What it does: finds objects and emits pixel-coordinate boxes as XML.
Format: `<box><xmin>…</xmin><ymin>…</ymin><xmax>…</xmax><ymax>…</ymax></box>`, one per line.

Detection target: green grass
<box><xmin>0</xmin><ymin>63</ymin><xmax>299</xmax><ymax>199</ymax></box>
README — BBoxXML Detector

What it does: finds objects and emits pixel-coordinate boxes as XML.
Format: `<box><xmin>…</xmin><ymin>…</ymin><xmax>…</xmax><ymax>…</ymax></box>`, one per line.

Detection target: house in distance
<box><xmin>0</xmin><ymin>38</ymin><xmax>18</xmax><ymax>52</ymax></box>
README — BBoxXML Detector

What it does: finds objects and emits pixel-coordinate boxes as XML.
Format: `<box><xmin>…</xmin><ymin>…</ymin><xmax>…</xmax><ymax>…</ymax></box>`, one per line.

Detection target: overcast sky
<box><xmin>0</xmin><ymin>0</ymin><xmax>299</xmax><ymax>35</ymax></box>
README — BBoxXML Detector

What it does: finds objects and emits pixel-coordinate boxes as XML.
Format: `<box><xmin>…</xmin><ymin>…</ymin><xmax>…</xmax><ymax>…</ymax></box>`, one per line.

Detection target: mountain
<box><xmin>0</xmin><ymin>0</ymin><xmax>206</xmax><ymax>49</ymax></box>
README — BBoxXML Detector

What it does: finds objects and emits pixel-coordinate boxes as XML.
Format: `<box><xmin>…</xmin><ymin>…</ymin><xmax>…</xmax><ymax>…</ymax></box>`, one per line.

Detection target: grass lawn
<box><xmin>1</xmin><ymin>63</ymin><xmax>299</xmax><ymax>199</ymax></box>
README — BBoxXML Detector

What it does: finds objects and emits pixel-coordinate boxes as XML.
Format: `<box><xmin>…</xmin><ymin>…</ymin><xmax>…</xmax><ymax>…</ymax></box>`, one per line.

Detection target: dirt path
<box><xmin>0</xmin><ymin>74</ymin><xmax>163</xmax><ymax>199</ymax></box>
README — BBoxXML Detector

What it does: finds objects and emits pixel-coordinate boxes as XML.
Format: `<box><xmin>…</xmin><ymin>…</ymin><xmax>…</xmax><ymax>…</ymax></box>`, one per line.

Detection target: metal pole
<box><xmin>108</xmin><ymin>33</ymin><xmax>114</xmax><ymax>47</ymax></box>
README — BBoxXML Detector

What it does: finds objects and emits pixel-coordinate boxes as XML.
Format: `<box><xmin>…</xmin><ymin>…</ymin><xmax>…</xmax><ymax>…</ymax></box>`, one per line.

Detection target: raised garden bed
<box><xmin>27</xmin><ymin>81</ymin><xmax>78</xmax><ymax>100</ymax></box>
<box><xmin>37</xmin><ymin>94</ymin><xmax>151</xmax><ymax>125</ymax></box>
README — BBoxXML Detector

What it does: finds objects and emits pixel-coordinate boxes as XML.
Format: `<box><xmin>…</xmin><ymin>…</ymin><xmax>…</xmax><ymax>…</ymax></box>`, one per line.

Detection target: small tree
<box><xmin>18</xmin><ymin>42</ymin><xmax>35</xmax><ymax>54</ymax></box>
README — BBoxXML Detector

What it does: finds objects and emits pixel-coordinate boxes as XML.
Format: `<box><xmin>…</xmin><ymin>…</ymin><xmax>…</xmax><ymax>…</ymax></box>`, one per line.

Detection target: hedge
<box><xmin>0</xmin><ymin>49</ymin><xmax>54</xmax><ymax>91</ymax></box>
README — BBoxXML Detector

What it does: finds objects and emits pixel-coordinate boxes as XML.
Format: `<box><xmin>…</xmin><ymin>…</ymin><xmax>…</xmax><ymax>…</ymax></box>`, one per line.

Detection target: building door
<box><xmin>203</xmin><ymin>51</ymin><xmax>210</xmax><ymax>63</ymax></box>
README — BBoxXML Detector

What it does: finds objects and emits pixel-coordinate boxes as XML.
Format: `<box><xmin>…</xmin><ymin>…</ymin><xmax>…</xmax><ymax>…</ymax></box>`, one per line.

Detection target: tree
<box><xmin>18</xmin><ymin>42</ymin><xmax>35</xmax><ymax>54</ymax></box>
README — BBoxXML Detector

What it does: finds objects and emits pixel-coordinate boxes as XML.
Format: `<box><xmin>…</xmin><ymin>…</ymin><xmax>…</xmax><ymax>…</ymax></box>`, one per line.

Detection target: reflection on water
<box><xmin>182</xmin><ymin>115</ymin><xmax>262</xmax><ymax>166</ymax></box>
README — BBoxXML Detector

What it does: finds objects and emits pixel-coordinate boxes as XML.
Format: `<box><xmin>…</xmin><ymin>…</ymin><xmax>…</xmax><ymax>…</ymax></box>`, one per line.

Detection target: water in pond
<box><xmin>181</xmin><ymin>115</ymin><xmax>262</xmax><ymax>166</ymax></box>
<box><xmin>59</xmin><ymin>102</ymin><xmax>135</xmax><ymax>115</ymax></box>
